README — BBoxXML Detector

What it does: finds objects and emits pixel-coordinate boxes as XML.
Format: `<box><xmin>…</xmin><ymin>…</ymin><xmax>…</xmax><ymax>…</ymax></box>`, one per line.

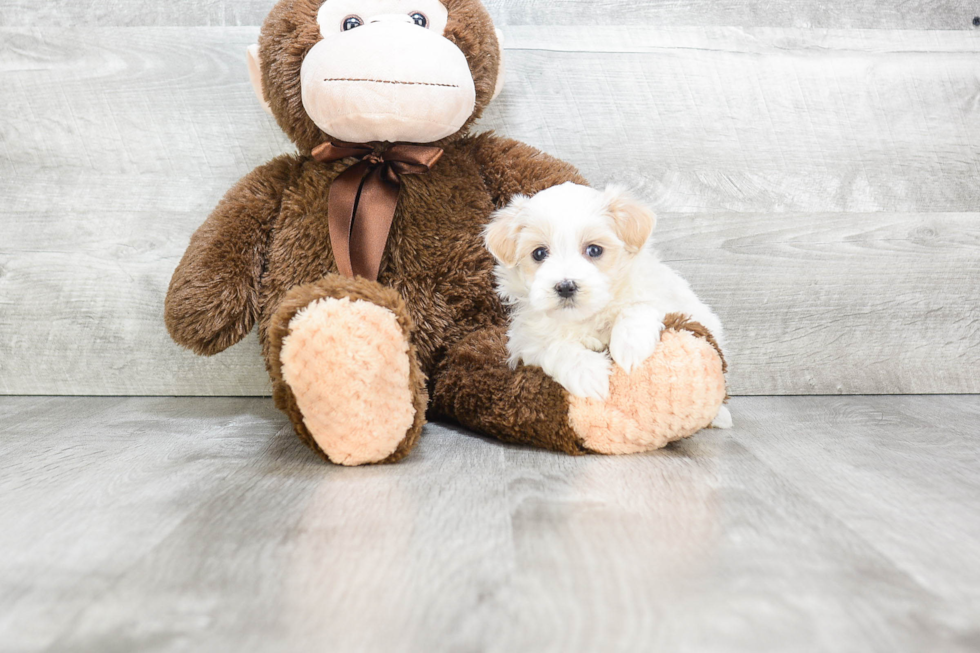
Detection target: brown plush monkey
<box><xmin>165</xmin><ymin>0</ymin><xmax>727</xmax><ymax>465</ymax></box>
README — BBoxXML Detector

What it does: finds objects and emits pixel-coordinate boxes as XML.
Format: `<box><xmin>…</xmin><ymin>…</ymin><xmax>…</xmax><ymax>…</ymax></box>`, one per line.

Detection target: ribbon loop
<box><xmin>312</xmin><ymin>140</ymin><xmax>443</xmax><ymax>281</ymax></box>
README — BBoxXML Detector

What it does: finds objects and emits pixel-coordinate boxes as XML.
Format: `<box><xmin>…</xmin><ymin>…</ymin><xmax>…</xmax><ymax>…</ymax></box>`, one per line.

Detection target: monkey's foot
<box><xmin>567</xmin><ymin>326</ymin><xmax>727</xmax><ymax>455</ymax></box>
<box><xmin>279</xmin><ymin>297</ymin><xmax>421</xmax><ymax>466</ymax></box>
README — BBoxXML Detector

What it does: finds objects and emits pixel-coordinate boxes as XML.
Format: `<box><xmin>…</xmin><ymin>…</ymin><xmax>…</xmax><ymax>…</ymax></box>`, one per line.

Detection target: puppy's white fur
<box><xmin>484</xmin><ymin>182</ymin><xmax>731</xmax><ymax>428</ymax></box>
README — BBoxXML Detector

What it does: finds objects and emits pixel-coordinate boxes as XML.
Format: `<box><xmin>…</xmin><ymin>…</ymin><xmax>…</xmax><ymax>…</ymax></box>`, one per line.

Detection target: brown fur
<box><xmin>165</xmin><ymin>0</ymin><xmax>725</xmax><ymax>463</ymax></box>
<box><xmin>165</xmin><ymin>155</ymin><xmax>302</xmax><ymax>356</ymax></box>
<box><xmin>430</xmin><ymin>326</ymin><xmax>587</xmax><ymax>455</ymax></box>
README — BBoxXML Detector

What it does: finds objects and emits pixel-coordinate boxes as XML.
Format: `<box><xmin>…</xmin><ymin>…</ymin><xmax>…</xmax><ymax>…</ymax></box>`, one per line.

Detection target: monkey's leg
<box><xmin>266</xmin><ymin>275</ymin><xmax>427</xmax><ymax>465</ymax></box>
<box><xmin>430</xmin><ymin>315</ymin><xmax>726</xmax><ymax>455</ymax></box>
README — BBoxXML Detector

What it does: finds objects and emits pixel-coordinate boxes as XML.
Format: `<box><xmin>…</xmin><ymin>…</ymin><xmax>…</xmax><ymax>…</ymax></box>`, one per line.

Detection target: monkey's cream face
<box><xmin>300</xmin><ymin>0</ymin><xmax>477</xmax><ymax>143</ymax></box>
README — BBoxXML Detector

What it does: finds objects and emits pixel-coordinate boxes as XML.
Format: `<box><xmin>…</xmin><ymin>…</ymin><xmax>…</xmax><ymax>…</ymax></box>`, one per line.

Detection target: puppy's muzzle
<box><xmin>555</xmin><ymin>280</ymin><xmax>578</xmax><ymax>299</ymax></box>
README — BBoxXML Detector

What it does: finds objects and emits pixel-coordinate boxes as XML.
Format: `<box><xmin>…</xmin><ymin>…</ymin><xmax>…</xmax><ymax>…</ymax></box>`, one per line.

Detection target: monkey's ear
<box><xmin>484</xmin><ymin>194</ymin><xmax>529</xmax><ymax>267</ymax></box>
<box><xmin>246</xmin><ymin>44</ymin><xmax>273</xmax><ymax>115</ymax></box>
<box><xmin>491</xmin><ymin>29</ymin><xmax>505</xmax><ymax>101</ymax></box>
<box><xmin>604</xmin><ymin>185</ymin><xmax>656</xmax><ymax>253</ymax></box>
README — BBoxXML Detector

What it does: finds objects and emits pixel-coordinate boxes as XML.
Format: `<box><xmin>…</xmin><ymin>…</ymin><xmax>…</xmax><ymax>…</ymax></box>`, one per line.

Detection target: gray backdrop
<box><xmin>2</xmin><ymin>1</ymin><xmax>979</xmax><ymax>396</ymax></box>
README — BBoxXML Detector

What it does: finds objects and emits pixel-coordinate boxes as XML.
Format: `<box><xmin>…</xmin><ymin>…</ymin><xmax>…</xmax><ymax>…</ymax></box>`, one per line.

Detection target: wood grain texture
<box><xmin>1</xmin><ymin>25</ymin><xmax>979</xmax><ymax>395</ymax></box>
<box><xmin>658</xmin><ymin>212</ymin><xmax>980</xmax><ymax>395</ymax></box>
<box><xmin>488</xmin><ymin>27</ymin><xmax>980</xmax><ymax>214</ymax></box>
<box><xmin>485</xmin><ymin>1</ymin><xmax>980</xmax><ymax>30</ymax></box>
<box><xmin>0</xmin><ymin>27</ymin><xmax>287</xmax><ymax>396</ymax></box>
<box><xmin>1</xmin><ymin>395</ymin><xmax>978</xmax><ymax>652</ymax></box>
<box><xmin>2</xmin><ymin>0</ymin><xmax>978</xmax><ymax>29</ymax></box>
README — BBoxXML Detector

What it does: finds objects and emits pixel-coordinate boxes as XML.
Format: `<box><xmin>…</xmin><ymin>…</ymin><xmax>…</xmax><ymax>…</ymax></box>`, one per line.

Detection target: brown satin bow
<box><xmin>312</xmin><ymin>141</ymin><xmax>444</xmax><ymax>280</ymax></box>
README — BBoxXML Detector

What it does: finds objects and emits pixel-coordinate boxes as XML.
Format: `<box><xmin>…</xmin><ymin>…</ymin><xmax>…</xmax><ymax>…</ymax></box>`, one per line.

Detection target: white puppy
<box><xmin>484</xmin><ymin>182</ymin><xmax>731</xmax><ymax>428</ymax></box>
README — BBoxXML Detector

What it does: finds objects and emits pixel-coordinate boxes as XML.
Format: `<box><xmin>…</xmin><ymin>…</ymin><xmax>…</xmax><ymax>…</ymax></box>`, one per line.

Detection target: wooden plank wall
<box><xmin>4</xmin><ymin>1</ymin><xmax>979</xmax><ymax>29</ymax></box>
<box><xmin>1</xmin><ymin>3</ymin><xmax>979</xmax><ymax>396</ymax></box>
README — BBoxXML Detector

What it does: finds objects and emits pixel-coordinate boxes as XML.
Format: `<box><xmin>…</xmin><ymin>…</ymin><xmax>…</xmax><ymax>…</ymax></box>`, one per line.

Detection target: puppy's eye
<box><xmin>585</xmin><ymin>244</ymin><xmax>604</xmax><ymax>258</ymax></box>
<box><xmin>342</xmin><ymin>15</ymin><xmax>363</xmax><ymax>31</ymax></box>
<box><xmin>532</xmin><ymin>247</ymin><xmax>549</xmax><ymax>262</ymax></box>
<box><xmin>409</xmin><ymin>11</ymin><xmax>428</xmax><ymax>27</ymax></box>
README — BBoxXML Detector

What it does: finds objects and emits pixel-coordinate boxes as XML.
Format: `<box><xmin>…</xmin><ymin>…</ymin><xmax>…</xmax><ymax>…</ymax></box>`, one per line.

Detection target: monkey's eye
<box><xmin>409</xmin><ymin>11</ymin><xmax>428</xmax><ymax>28</ymax></box>
<box><xmin>585</xmin><ymin>244</ymin><xmax>604</xmax><ymax>258</ymax></box>
<box><xmin>342</xmin><ymin>15</ymin><xmax>363</xmax><ymax>31</ymax></box>
<box><xmin>532</xmin><ymin>247</ymin><xmax>549</xmax><ymax>262</ymax></box>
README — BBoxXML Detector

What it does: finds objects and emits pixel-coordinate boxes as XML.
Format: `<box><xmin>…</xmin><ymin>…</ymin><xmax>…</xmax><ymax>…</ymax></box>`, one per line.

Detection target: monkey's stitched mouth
<box><xmin>323</xmin><ymin>77</ymin><xmax>460</xmax><ymax>89</ymax></box>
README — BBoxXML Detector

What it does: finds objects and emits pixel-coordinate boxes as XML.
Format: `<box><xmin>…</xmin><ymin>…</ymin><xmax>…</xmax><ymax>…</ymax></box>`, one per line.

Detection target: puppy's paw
<box><xmin>581</xmin><ymin>335</ymin><xmax>605</xmax><ymax>352</ymax></box>
<box><xmin>609</xmin><ymin>320</ymin><xmax>663</xmax><ymax>374</ymax></box>
<box><xmin>710</xmin><ymin>405</ymin><xmax>733</xmax><ymax>429</ymax></box>
<box><xmin>555</xmin><ymin>350</ymin><xmax>611</xmax><ymax>401</ymax></box>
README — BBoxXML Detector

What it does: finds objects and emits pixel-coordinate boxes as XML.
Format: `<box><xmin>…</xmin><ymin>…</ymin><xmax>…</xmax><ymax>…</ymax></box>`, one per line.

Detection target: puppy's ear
<box><xmin>484</xmin><ymin>195</ymin><xmax>529</xmax><ymax>267</ymax></box>
<box><xmin>605</xmin><ymin>186</ymin><xmax>656</xmax><ymax>254</ymax></box>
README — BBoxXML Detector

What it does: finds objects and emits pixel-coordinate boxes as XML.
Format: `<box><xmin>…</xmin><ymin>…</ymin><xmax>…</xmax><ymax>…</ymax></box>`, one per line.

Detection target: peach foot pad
<box><xmin>280</xmin><ymin>297</ymin><xmax>416</xmax><ymax>466</ymax></box>
<box><xmin>568</xmin><ymin>329</ymin><xmax>726</xmax><ymax>455</ymax></box>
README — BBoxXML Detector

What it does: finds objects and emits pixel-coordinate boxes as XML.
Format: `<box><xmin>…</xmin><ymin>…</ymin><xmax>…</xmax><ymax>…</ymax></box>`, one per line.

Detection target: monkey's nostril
<box><xmin>555</xmin><ymin>280</ymin><xmax>578</xmax><ymax>299</ymax></box>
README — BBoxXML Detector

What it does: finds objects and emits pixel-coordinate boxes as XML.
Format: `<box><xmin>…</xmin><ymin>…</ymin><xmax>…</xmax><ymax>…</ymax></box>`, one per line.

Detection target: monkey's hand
<box><xmin>165</xmin><ymin>155</ymin><xmax>300</xmax><ymax>356</ymax></box>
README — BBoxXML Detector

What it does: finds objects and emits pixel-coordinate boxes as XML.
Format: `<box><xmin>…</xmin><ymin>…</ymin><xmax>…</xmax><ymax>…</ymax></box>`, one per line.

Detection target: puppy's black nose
<box><xmin>555</xmin><ymin>280</ymin><xmax>578</xmax><ymax>299</ymax></box>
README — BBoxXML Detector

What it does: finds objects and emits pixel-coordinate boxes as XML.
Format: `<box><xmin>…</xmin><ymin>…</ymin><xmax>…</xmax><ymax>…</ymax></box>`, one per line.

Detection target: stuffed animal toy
<box><xmin>165</xmin><ymin>0</ymin><xmax>728</xmax><ymax>466</ymax></box>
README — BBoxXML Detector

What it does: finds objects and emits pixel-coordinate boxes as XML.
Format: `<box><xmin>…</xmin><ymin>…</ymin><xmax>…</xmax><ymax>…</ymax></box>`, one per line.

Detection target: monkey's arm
<box><xmin>469</xmin><ymin>132</ymin><xmax>589</xmax><ymax>207</ymax></box>
<box><xmin>165</xmin><ymin>155</ymin><xmax>302</xmax><ymax>356</ymax></box>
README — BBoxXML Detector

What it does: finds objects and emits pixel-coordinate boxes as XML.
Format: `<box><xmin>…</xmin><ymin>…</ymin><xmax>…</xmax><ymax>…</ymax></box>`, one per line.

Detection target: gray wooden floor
<box><xmin>1</xmin><ymin>396</ymin><xmax>978</xmax><ymax>652</ymax></box>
